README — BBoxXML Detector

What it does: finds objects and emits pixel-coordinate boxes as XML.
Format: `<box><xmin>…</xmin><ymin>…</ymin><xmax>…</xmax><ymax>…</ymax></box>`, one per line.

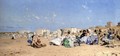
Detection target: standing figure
<box><xmin>27</xmin><ymin>32</ymin><xmax>34</xmax><ymax>45</ymax></box>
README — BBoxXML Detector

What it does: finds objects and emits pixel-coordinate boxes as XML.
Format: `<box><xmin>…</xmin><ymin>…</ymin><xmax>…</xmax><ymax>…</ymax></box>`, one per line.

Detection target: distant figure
<box><xmin>63</xmin><ymin>38</ymin><xmax>70</xmax><ymax>48</ymax></box>
<box><xmin>101</xmin><ymin>34</ymin><xmax>110</xmax><ymax>46</ymax></box>
<box><xmin>80</xmin><ymin>30</ymin><xmax>87</xmax><ymax>38</ymax></box>
<box><xmin>11</xmin><ymin>34</ymin><xmax>16</xmax><ymax>40</ymax></box>
<box><xmin>32</xmin><ymin>35</ymin><xmax>46</xmax><ymax>48</ymax></box>
<box><xmin>117</xmin><ymin>22</ymin><xmax>120</xmax><ymax>26</ymax></box>
<box><xmin>108</xmin><ymin>28</ymin><xmax>114</xmax><ymax>40</ymax></box>
<box><xmin>86</xmin><ymin>33</ymin><xmax>98</xmax><ymax>45</ymax></box>
<box><xmin>50</xmin><ymin>33</ymin><xmax>66</xmax><ymax>46</ymax></box>
<box><xmin>80</xmin><ymin>32</ymin><xmax>88</xmax><ymax>43</ymax></box>
<box><xmin>75</xmin><ymin>30</ymin><xmax>87</xmax><ymax>46</ymax></box>
<box><xmin>27</xmin><ymin>32</ymin><xmax>34</xmax><ymax>45</ymax></box>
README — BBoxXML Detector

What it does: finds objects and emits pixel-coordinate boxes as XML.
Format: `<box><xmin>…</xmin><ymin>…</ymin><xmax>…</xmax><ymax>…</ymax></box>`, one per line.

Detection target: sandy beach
<box><xmin>0</xmin><ymin>37</ymin><xmax>120</xmax><ymax>56</ymax></box>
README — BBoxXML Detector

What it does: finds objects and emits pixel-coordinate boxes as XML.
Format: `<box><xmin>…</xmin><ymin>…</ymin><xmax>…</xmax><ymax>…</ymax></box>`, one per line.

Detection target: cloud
<box><xmin>82</xmin><ymin>5</ymin><xmax>93</xmax><ymax>13</ymax></box>
<box><xmin>82</xmin><ymin>5</ymin><xmax>88</xmax><ymax>9</ymax></box>
<box><xmin>34</xmin><ymin>16</ymin><xmax>41</xmax><ymax>20</ymax></box>
<box><xmin>32</xmin><ymin>14</ymin><xmax>41</xmax><ymax>20</ymax></box>
<box><xmin>53</xmin><ymin>12</ymin><xmax>57</xmax><ymax>18</ymax></box>
<box><xmin>0</xmin><ymin>25</ymin><xmax>23</xmax><ymax>29</ymax></box>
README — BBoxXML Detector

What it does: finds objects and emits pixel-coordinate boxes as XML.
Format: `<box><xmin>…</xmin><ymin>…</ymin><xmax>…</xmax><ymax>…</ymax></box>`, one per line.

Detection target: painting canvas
<box><xmin>0</xmin><ymin>0</ymin><xmax>120</xmax><ymax>56</ymax></box>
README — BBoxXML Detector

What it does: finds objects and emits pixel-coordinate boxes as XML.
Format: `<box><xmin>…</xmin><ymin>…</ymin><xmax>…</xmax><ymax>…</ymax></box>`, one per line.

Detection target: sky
<box><xmin>0</xmin><ymin>0</ymin><xmax>120</xmax><ymax>32</ymax></box>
